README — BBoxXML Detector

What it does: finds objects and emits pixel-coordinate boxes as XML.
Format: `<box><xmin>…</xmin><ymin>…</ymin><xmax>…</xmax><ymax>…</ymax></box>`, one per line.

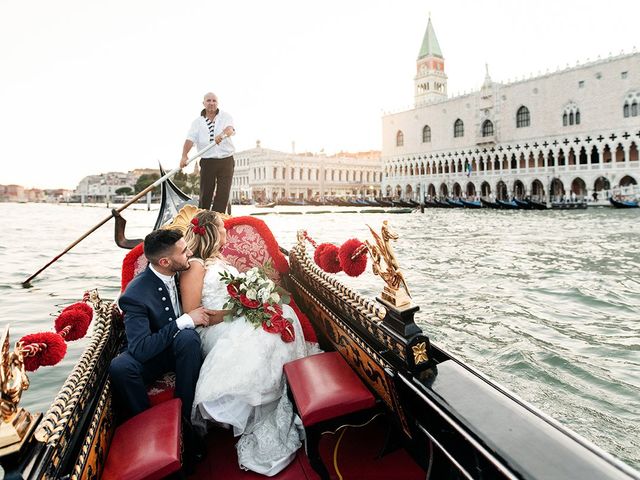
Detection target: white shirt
<box><xmin>186</xmin><ymin>111</ymin><xmax>235</xmax><ymax>159</ymax></box>
<box><xmin>149</xmin><ymin>265</ymin><xmax>194</xmax><ymax>330</ymax></box>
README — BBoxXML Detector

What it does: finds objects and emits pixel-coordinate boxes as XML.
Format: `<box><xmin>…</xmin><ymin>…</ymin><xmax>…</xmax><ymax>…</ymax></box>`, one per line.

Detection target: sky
<box><xmin>1</xmin><ymin>0</ymin><xmax>638</xmax><ymax>189</ymax></box>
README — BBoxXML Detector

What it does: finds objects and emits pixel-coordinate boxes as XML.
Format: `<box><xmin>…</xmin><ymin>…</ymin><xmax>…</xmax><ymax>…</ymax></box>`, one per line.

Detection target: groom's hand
<box><xmin>188</xmin><ymin>306</ymin><xmax>210</xmax><ymax>327</ymax></box>
<box><xmin>204</xmin><ymin>309</ymin><xmax>231</xmax><ymax>326</ymax></box>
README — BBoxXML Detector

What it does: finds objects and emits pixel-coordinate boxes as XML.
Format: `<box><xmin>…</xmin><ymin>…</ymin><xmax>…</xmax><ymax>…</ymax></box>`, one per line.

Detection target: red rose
<box><xmin>280</xmin><ymin>321</ymin><xmax>296</xmax><ymax>343</ymax></box>
<box><xmin>227</xmin><ymin>283</ymin><xmax>240</xmax><ymax>299</ymax></box>
<box><xmin>240</xmin><ymin>294</ymin><xmax>261</xmax><ymax>309</ymax></box>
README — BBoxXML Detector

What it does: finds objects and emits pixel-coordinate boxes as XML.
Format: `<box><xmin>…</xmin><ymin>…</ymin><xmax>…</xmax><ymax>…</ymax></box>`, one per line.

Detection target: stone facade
<box><xmin>383</xmin><ymin>18</ymin><xmax>640</xmax><ymax>202</ymax></box>
<box><xmin>232</xmin><ymin>143</ymin><xmax>382</xmax><ymax>202</ymax></box>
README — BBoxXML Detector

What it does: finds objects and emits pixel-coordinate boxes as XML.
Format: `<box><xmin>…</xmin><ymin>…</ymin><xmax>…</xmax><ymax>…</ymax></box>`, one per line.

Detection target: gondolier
<box><xmin>180</xmin><ymin>92</ymin><xmax>235</xmax><ymax>213</ymax></box>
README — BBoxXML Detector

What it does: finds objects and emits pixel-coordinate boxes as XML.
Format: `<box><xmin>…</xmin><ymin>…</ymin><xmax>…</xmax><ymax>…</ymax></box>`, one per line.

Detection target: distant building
<box><xmin>382</xmin><ymin>17</ymin><xmax>640</xmax><ymax>202</ymax></box>
<box><xmin>0</xmin><ymin>184</ymin><xmax>26</xmax><ymax>202</ymax></box>
<box><xmin>232</xmin><ymin>142</ymin><xmax>382</xmax><ymax>202</ymax></box>
<box><xmin>74</xmin><ymin>171</ymin><xmax>137</xmax><ymax>202</ymax></box>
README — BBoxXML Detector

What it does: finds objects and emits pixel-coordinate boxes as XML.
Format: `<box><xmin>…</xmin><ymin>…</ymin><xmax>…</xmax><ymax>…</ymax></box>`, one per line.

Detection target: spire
<box><xmin>482</xmin><ymin>63</ymin><xmax>493</xmax><ymax>89</ymax></box>
<box><xmin>418</xmin><ymin>16</ymin><xmax>443</xmax><ymax>60</ymax></box>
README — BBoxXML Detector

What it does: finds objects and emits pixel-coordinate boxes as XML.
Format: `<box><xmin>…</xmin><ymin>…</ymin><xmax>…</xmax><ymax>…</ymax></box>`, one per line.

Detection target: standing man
<box><xmin>109</xmin><ymin>229</ymin><xmax>212</xmax><ymax>421</ymax></box>
<box><xmin>180</xmin><ymin>92</ymin><xmax>236</xmax><ymax>213</ymax></box>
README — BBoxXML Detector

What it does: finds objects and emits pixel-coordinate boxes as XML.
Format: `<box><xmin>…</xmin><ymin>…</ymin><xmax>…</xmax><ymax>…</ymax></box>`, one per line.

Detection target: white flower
<box><xmin>269</xmin><ymin>292</ymin><xmax>280</xmax><ymax>304</ymax></box>
<box><xmin>246</xmin><ymin>289</ymin><xmax>257</xmax><ymax>300</ymax></box>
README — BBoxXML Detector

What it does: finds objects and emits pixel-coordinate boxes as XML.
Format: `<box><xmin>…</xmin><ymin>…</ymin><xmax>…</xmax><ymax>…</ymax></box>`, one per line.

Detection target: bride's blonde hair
<box><xmin>184</xmin><ymin>210</ymin><xmax>224</xmax><ymax>263</ymax></box>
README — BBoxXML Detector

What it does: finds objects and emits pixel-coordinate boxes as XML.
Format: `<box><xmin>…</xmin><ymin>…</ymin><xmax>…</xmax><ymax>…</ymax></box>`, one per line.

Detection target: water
<box><xmin>1</xmin><ymin>203</ymin><xmax>639</xmax><ymax>469</ymax></box>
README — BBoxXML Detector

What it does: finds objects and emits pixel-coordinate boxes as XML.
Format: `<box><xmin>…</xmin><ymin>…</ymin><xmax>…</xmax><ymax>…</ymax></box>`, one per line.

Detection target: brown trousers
<box><xmin>199</xmin><ymin>156</ymin><xmax>234</xmax><ymax>213</ymax></box>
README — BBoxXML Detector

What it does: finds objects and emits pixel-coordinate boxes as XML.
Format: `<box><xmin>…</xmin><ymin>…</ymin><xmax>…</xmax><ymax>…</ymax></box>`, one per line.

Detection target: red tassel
<box><xmin>339</xmin><ymin>239</ymin><xmax>368</xmax><ymax>277</ymax></box>
<box><xmin>314</xmin><ymin>243</ymin><xmax>342</xmax><ymax>273</ymax></box>
<box><xmin>19</xmin><ymin>332</ymin><xmax>67</xmax><ymax>372</ymax></box>
<box><xmin>62</xmin><ymin>301</ymin><xmax>94</xmax><ymax>319</ymax></box>
<box><xmin>55</xmin><ymin>308</ymin><xmax>91</xmax><ymax>341</ymax></box>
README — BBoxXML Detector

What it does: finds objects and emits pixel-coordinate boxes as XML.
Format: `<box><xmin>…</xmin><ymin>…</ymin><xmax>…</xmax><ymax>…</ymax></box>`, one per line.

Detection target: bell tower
<box><xmin>415</xmin><ymin>16</ymin><xmax>447</xmax><ymax>106</ymax></box>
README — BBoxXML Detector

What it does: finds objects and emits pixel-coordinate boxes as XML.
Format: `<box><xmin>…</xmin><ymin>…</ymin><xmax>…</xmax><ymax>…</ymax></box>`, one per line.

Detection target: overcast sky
<box><xmin>1</xmin><ymin>0</ymin><xmax>638</xmax><ymax>189</ymax></box>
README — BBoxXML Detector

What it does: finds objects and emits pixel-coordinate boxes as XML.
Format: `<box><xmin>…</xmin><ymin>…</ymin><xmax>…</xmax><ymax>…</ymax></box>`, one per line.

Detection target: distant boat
<box><xmin>552</xmin><ymin>202</ymin><xmax>587</xmax><ymax>210</ymax></box>
<box><xmin>610</xmin><ymin>198</ymin><xmax>639</xmax><ymax>209</ymax></box>
<box><xmin>514</xmin><ymin>198</ymin><xmax>532</xmax><ymax>209</ymax></box>
<box><xmin>480</xmin><ymin>198</ymin><xmax>502</xmax><ymax>209</ymax></box>
<box><xmin>375</xmin><ymin>198</ymin><xmax>393</xmax><ymax>207</ymax></box>
<box><xmin>459</xmin><ymin>199</ymin><xmax>482</xmax><ymax>209</ymax></box>
<box><xmin>446</xmin><ymin>198</ymin><xmax>465</xmax><ymax>208</ymax></box>
<box><xmin>527</xmin><ymin>199</ymin><xmax>549</xmax><ymax>210</ymax></box>
<box><xmin>255</xmin><ymin>202</ymin><xmax>276</xmax><ymax>208</ymax></box>
<box><xmin>497</xmin><ymin>199</ymin><xmax>519</xmax><ymax>210</ymax></box>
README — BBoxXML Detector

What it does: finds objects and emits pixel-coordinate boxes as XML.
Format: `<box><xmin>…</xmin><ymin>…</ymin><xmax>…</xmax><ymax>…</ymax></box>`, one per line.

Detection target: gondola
<box><xmin>422</xmin><ymin>199</ymin><xmax>440</xmax><ymax>208</ymax></box>
<box><xmin>459</xmin><ymin>199</ymin><xmax>482</xmax><ymax>209</ymax></box>
<box><xmin>446</xmin><ymin>198</ymin><xmax>464</xmax><ymax>208</ymax></box>
<box><xmin>256</xmin><ymin>201</ymin><xmax>276</xmax><ymax>208</ymax></box>
<box><xmin>496</xmin><ymin>199</ymin><xmax>519</xmax><ymax>210</ymax></box>
<box><xmin>2</xmin><ymin>177</ymin><xmax>639</xmax><ymax>480</ymax></box>
<box><xmin>277</xmin><ymin>198</ymin><xmax>306</xmax><ymax>206</ymax></box>
<box><xmin>552</xmin><ymin>201</ymin><xmax>588</xmax><ymax>210</ymax></box>
<box><xmin>392</xmin><ymin>200</ymin><xmax>414</xmax><ymax>208</ymax></box>
<box><xmin>375</xmin><ymin>197</ymin><xmax>393</xmax><ymax>207</ymax></box>
<box><xmin>527</xmin><ymin>199</ymin><xmax>549</xmax><ymax>210</ymax></box>
<box><xmin>513</xmin><ymin>198</ymin><xmax>532</xmax><ymax>210</ymax></box>
<box><xmin>610</xmin><ymin>198</ymin><xmax>639</xmax><ymax>209</ymax></box>
<box><xmin>480</xmin><ymin>198</ymin><xmax>503</xmax><ymax>209</ymax></box>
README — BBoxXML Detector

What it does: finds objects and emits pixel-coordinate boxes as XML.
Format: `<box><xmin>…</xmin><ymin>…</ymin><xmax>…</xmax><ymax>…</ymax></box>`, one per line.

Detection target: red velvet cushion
<box><xmin>103</xmin><ymin>398</ymin><xmax>182</xmax><ymax>480</ymax></box>
<box><xmin>284</xmin><ymin>352</ymin><xmax>376</xmax><ymax>426</ymax></box>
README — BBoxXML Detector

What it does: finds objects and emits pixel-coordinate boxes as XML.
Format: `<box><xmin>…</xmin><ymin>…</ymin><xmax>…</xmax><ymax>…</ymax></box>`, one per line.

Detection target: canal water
<box><xmin>0</xmin><ymin>202</ymin><xmax>638</xmax><ymax>468</ymax></box>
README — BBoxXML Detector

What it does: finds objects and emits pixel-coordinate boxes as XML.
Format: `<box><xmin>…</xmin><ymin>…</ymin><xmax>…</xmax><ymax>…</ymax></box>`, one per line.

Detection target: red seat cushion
<box><xmin>103</xmin><ymin>398</ymin><xmax>182</xmax><ymax>480</ymax></box>
<box><xmin>284</xmin><ymin>352</ymin><xmax>376</xmax><ymax>426</ymax></box>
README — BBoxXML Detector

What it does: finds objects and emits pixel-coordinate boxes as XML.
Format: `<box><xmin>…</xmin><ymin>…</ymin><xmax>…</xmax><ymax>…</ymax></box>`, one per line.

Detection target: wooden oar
<box><xmin>22</xmin><ymin>141</ymin><xmax>218</xmax><ymax>286</ymax></box>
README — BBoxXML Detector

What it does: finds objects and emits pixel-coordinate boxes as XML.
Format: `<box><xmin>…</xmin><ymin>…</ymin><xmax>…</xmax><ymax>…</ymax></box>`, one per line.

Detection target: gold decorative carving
<box><xmin>0</xmin><ymin>325</ymin><xmax>34</xmax><ymax>452</ymax></box>
<box><xmin>365</xmin><ymin>221</ymin><xmax>412</xmax><ymax>307</ymax></box>
<box><xmin>412</xmin><ymin>342</ymin><xmax>429</xmax><ymax>365</ymax></box>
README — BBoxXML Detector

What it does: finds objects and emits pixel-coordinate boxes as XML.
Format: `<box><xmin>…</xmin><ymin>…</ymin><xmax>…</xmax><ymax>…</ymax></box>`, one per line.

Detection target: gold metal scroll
<box><xmin>0</xmin><ymin>325</ymin><xmax>34</xmax><ymax>452</ymax></box>
<box><xmin>365</xmin><ymin>221</ymin><xmax>412</xmax><ymax>308</ymax></box>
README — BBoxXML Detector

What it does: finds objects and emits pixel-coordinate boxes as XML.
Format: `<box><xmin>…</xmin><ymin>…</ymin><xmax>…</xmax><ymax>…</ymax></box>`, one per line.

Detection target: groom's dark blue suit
<box><xmin>109</xmin><ymin>266</ymin><xmax>202</xmax><ymax>420</ymax></box>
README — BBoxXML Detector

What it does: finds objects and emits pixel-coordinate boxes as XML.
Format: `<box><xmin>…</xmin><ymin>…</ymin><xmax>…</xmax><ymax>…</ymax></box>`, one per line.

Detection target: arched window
<box><xmin>396</xmin><ymin>130</ymin><xmax>404</xmax><ymax>147</ymax></box>
<box><xmin>454</xmin><ymin>119</ymin><xmax>464</xmax><ymax>138</ymax></box>
<box><xmin>632</xmin><ymin>101</ymin><xmax>638</xmax><ymax>117</ymax></box>
<box><xmin>422</xmin><ymin>125</ymin><xmax>431</xmax><ymax>143</ymax></box>
<box><xmin>516</xmin><ymin>106</ymin><xmax>530</xmax><ymax>128</ymax></box>
<box><xmin>624</xmin><ymin>103</ymin><xmax>630</xmax><ymax>117</ymax></box>
<box><xmin>482</xmin><ymin>120</ymin><xmax>494</xmax><ymax>137</ymax></box>
<box><xmin>563</xmin><ymin>103</ymin><xmax>580</xmax><ymax>127</ymax></box>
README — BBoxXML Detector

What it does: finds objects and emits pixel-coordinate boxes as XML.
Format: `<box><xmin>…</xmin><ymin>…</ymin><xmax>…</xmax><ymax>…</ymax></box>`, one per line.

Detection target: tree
<box><xmin>134</xmin><ymin>173</ymin><xmax>161</xmax><ymax>194</ymax></box>
<box><xmin>115</xmin><ymin>187</ymin><xmax>133</xmax><ymax>195</ymax></box>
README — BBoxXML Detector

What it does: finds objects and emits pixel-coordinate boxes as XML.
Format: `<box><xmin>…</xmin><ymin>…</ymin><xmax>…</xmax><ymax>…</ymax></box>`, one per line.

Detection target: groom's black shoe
<box><xmin>182</xmin><ymin>416</ymin><xmax>206</xmax><ymax>475</ymax></box>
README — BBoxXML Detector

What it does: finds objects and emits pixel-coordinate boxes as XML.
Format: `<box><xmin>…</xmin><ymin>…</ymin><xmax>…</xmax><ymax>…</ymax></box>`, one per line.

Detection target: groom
<box><xmin>110</xmin><ymin>228</ymin><xmax>211</xmax><ymax>421</ymax></box>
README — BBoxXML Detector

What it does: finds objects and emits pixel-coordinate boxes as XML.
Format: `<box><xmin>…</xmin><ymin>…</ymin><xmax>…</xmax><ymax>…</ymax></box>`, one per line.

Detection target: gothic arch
<box><xmin>496</xmin><ymin>181</ymin><xmax>508</xmax><ymax>200</ymax></box>
<box><xmin>570</xmin><ymin>177</ymin><xmax>587</xmax><ymax>197</ymax></box>
<box><xmin>513</xmin><ymin>180</ymin><xmax>525</xmax><ymax>199</ymax></box>
<box><xmin>481</xmin><ymin>181</ymin><xmax>491</xmax><ymax>197</ymax></box>
<box><xmin>439</xmin><ymin>183</ymin><xmax>449</xmax><ymax>197</ymax></box>
<box><xmin>466</xmin><ymin>182</ymin><xmax>476</xmax><ymax>197</ymax></box>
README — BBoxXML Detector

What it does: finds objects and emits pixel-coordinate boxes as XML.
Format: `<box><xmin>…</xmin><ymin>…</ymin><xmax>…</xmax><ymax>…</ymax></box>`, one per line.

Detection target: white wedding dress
<box><xmin>191</xmin><ymin>258</ymin><xmax>319</xmax><ymax>476</ymax></box>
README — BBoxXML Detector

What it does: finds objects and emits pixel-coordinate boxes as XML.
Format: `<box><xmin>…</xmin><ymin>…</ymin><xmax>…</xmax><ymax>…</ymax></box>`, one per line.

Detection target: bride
<box><xmin>179</xmin><ymin>210</ymin><xmax>317</xmax><ymax>476</ymax></box>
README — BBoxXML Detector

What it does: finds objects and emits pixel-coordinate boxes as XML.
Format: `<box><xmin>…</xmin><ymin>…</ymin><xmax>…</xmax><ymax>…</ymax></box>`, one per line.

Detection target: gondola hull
<box><xmin>610</xmin><ymin>198</ymin><xmax>639</xmax><ymax>208</ymax></box>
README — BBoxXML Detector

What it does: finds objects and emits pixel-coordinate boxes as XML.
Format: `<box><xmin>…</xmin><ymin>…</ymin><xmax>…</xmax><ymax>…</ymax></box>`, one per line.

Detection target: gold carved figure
<box><xmin>365</xmin><ymin>221</ymin><xmax>412</xmax><ymax>307</ymax></box>
<box><xmin>0</xmin><ymin>325</ymin><xmax>34</xmax><ymax>451</ymax></box>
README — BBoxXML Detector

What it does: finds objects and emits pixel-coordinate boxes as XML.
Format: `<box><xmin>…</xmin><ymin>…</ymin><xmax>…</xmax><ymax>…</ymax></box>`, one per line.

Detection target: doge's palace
<box><xmin>382</xmin><ymin>17</ymin><xmax>640</xmax><ymax>202</ymax></box>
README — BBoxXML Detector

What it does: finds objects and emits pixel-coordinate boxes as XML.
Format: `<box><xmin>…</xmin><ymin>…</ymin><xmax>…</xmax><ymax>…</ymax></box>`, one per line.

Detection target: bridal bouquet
<box><xmin>219</xmin><ymin>262</ymin><xmax>295</xmax><ymax>343</ymax></box>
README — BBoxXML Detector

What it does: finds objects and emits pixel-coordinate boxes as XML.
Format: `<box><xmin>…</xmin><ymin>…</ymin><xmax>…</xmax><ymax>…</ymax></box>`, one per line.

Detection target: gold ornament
<box><xmin>365</xmin><ymin>221</ymin><xmax>412</xmax><ymax>307</ymax></box>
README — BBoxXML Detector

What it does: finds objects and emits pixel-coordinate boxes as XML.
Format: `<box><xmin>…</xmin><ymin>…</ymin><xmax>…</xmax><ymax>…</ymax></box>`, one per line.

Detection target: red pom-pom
<box><xmin>315</xmin><ymin>243</ymin><xmax>341</xmax><ymax>273</ymax></box>
<box><xmin>62</xmin><ymin>302</ymin><xmax>93</xmax><ymax>319</ymax></box>
<box><xmin>338</xmin><ymin>239</ymin><xmax>368</xmax><ymax>277</ymax></box>
<box><xmin>55</xmin><ymin>309</ymin><xmax>91</xmax><ymax>341</ymax></box>
<box><xmin>19</xmin><ymin>332</ymin><xmax>67</xmax><ymax>372</ymax></box>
